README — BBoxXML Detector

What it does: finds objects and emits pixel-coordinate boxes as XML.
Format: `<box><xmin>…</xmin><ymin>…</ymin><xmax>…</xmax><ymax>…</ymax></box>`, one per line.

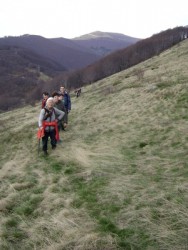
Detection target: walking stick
<box><xmin>38</xmin><ymin>137</ymin><xmax>41</xmax><ymax>155</ymax></box>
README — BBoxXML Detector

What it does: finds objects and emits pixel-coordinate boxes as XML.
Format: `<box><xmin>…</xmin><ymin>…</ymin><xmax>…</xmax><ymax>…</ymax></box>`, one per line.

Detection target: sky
<box><xmin>0</xmin><ymin>0</ymin><xmax>187</xmax><ymax>39</ymax></box>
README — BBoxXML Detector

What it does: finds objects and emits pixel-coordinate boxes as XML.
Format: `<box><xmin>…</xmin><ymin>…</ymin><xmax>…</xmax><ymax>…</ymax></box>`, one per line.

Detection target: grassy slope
<box><xmin>0</xmin><ymin>40</ymin><xmax>188</xmax><ymax>250</ymax></box>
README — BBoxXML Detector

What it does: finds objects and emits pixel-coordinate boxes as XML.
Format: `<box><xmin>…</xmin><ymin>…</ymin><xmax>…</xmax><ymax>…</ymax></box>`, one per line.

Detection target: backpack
<box><xmin>43</xmin><ymin>108</ymin><xmax>55</xmax><ymax>121</ymax></box>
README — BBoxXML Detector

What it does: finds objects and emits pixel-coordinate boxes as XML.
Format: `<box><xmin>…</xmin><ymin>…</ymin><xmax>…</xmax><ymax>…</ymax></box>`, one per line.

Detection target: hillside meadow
<box><xmin>0</xmin><ymin>40</ymin><xmax>188</xmax><ymax>249</ymax></box>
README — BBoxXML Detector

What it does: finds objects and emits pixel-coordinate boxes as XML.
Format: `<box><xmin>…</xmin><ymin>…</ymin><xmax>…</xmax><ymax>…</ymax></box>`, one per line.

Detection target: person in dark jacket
<box><xmin>52</xmin><ymin>91</ymin><xmax>67</xmax><ymax>131</ymax></box>
<box><xmin>60</xmin><ymin>86</ymin><xmax>71</xmax><ymax>129</ymax></box>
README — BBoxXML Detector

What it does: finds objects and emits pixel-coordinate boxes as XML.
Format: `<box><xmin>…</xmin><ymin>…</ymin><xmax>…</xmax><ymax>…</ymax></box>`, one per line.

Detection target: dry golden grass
<box><xmin>0</xmin><ymin>40</ymin><xmax>188</xmax><ymax>249</ymax></box>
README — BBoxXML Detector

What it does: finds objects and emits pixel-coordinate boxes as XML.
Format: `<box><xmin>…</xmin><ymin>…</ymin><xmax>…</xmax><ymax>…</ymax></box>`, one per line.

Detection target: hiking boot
<box><xmin>52</xmin><ymin>145</ymin><xmax>56</xmax><ymax>150</ymax></box>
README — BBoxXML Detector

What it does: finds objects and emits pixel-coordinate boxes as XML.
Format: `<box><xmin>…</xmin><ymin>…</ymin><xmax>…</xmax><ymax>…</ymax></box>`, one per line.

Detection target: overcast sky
<box><xmin>0</xmin><ymin>0</ymin><xmax>187</xmax><ymax>39</ymax></box>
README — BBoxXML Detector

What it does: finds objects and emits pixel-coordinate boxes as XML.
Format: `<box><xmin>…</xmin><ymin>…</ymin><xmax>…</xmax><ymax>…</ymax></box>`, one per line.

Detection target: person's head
<box><xmin>60</xmin><ymin>86</ymin><xmax>65</xmax><ymax>94</ymax></box>
<box><xmin>43</xmin><ymin>92</ymin><xmax>49</xmax><ymax>100</ymax></box>
<box><xmin>58</xmin><ymin>93</ymin><xmax>63</xmax><ymax>101</ymax></box>
<box><xmin>46</xmin><ymin>97</ymin><xmax>54</xmax><ymax>109</ymax></box>
<box><xmin>51</xmin><ymin>91</ymin><xmax>60</xmax><ymax>103</ymax></box>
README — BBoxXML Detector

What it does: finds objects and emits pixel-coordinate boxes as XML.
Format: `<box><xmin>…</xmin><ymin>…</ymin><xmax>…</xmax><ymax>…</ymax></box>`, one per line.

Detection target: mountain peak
<box><xmin>73</xmin><ymin>31</ymin><xmax>139</xmax><ymax>40</ymax></box>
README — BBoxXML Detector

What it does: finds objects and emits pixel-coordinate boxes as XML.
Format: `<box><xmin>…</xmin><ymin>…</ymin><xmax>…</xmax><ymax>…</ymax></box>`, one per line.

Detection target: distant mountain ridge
<box><xmin>73</xmin><ymin>31</ymin><xmax>139</xmax><ymax>41</ymax></box>
<box><xmin>0</xmin><ymin>31</ymin><xmax>139</xmax><ymax>71</ymax></box>
<box><xmin>72</xmin><ymin>31</ymin><xmax>140</xmax><ymax>56</ymax></box>
<box><xmin>0</xmin><ymin>35</ymin><xmax>100</xmax><ymax>70</ymax></box>
<box><xmin>0</xmin><ymin>31</ymin><xmax>140</xmax><ymax>110</ymax></box>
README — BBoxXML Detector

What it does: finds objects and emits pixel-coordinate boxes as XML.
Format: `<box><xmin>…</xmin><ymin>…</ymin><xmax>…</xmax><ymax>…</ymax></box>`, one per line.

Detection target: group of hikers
<box><xmin>38</xmin><ymin>86</ymin><xmax>71</xmax><ymax>156</ymax></box>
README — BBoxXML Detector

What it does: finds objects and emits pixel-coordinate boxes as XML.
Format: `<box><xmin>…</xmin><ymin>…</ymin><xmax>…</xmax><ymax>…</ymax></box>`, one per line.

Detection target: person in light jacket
<box><xmin>38</xmin><ymin>97</ymin><xmax>64</xmax><ymax>155</ymax></box>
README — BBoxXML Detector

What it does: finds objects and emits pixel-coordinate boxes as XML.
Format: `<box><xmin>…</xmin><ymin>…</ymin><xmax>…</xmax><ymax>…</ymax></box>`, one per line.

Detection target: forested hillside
<box><xmin>0</xmin><ymin>45</ymin><xmax>63</xmax><ymax>111</ymax></box>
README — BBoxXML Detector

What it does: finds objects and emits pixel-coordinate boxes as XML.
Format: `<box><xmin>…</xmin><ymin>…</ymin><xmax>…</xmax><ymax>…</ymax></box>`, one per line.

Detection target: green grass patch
<box><xmin>13</xmin><ymin>194</ymin><xmax>43</xmax><ymax>217</ymax></box>
<box><xmin>98</xmin><ymin>217</ymin><xmax>155</xmax><ymax>249</ymax></box>
<box><xmin>69</xmin><ymin>171</ymin><xmax>156</xmax><ymax>249</ymax></box>
<box><xmin>1</xmin><ymin>216</ymin><xmax>28</xmax><ymax>246</ymax></box>
<box><xmin>113</xmin><ymin>80</ymin><xmax>121</xmax><ymax>86</ymax></box>
<box><xmin>157</xmin><ymin>81</ymin><xmax>174</xmax><ymax>88</ymax></box>
<box><xmin>4</xmin><ymin>190</ymin><xmax>43</xmax><ymax>218</ymax></box>
<box><xmin>64</xmin><ymin>163</ymin><xmax>78</xmax><ymax>175</ymax></box>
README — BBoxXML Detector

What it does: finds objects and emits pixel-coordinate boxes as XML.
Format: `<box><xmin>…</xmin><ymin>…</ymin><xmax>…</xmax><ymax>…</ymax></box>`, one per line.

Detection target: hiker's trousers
<box><xmin>42</xmin><ymin>130</ymin><xmax>56</xmax><ymax>151</ymax></box>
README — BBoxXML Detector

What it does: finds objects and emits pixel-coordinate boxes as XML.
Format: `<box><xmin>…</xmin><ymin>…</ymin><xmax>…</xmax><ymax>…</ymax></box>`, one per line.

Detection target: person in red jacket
<box><xmin>41</xmin><ymin>92</ymin><xmax>49</xmax><ymax>108</ymax></box>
